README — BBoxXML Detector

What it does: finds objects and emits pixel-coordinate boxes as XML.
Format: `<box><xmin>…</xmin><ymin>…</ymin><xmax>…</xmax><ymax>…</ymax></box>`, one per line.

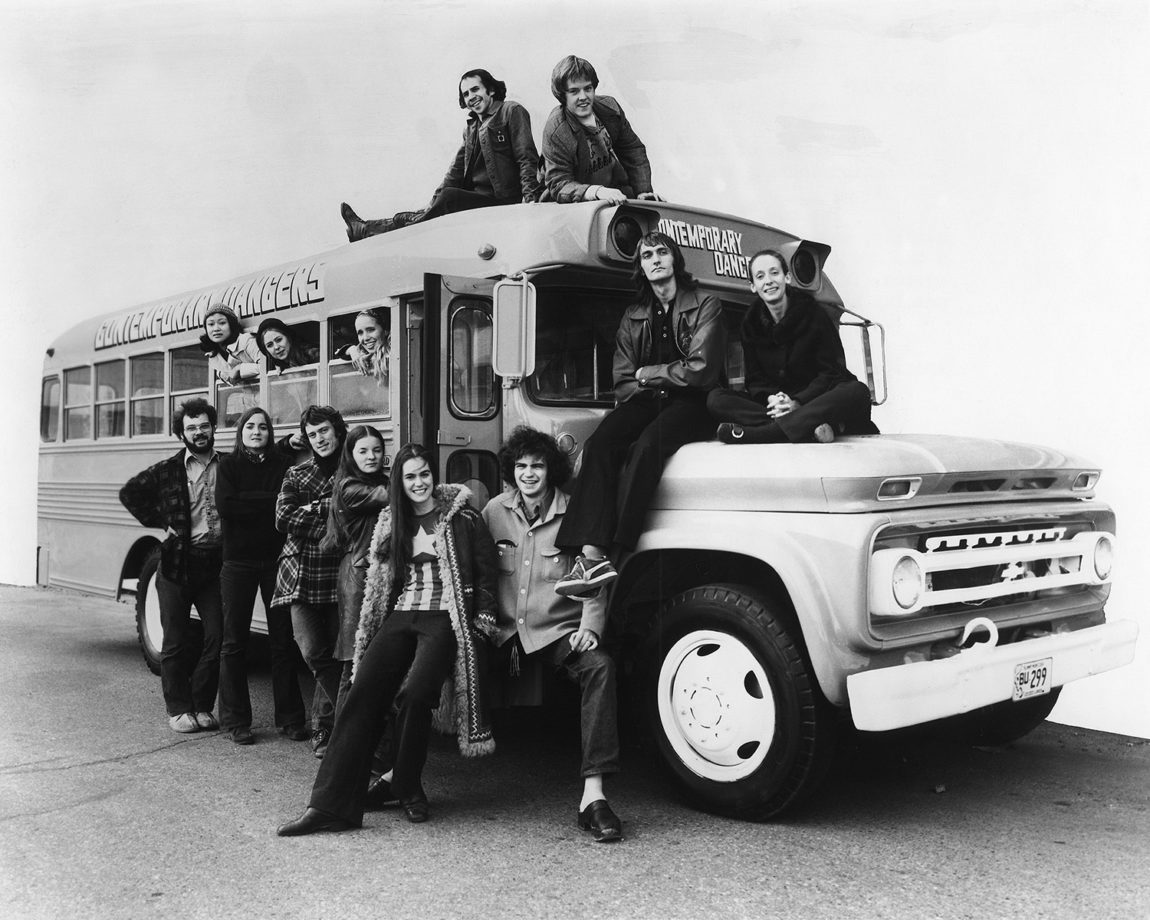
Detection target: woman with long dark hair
<box><xmin>215</xmin><ymin>406</ymin><xmax>307</xmax><ymax>744</ymax></box>
<box><xmin>277</xmin><ymin>443</ymin><xmax>498</xmax><ymax>835</ymax></box>
<box><xmin>256</xmin><ymin>318</ymin><xmax>319</xmax><ymax>373</ymax></box>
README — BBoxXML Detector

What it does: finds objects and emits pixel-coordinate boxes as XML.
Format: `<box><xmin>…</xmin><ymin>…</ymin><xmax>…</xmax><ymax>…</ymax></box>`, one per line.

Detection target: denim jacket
<box><xmin>434</xmin><ymin>100</ymin><xmax>540</xmax><ymax>204</ymax></box>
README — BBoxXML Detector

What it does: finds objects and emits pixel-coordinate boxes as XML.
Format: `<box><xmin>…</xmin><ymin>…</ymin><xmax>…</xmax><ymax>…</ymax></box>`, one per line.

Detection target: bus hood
<box><xmin>655</xmin><ymin>434</ymin><xmax>1101</xmax><ymax>513</ymax></box>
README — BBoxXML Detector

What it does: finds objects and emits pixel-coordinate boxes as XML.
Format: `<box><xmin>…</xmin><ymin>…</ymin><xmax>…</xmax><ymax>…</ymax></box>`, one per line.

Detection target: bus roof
<box><xmin>43</xmin><ymin>200</ymin><xmax>819</xmax><ymax>367</ymax></box>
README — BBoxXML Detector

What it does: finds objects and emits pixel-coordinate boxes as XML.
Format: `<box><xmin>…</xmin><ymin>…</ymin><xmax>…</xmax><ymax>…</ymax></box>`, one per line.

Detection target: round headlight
<box><xmin>1093</xmin><ymin>535</ymin><xmax>1114</xmax><ymax>581</ymax></box>
<box><xmin>891</xmin><ymin>555</ymin><xmax>924</xmax><ymax>610</ymax></box>
<box><xmin>611</xmin><ymin>216</ymin><xmax>643</xmax><ymax>259</ymax></box>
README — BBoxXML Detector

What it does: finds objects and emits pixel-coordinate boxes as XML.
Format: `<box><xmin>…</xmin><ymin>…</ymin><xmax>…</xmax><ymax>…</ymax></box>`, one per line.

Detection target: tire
<box><xmin>135</xmin><ymin>548</ymin><xmax>163</xmax><ymax>675</ymax></box>
<box><xmin>948</xmin><ymin>687</ymin><xmax>1062</xmax><ymax>746</ymax></box>
<box><xmin>644</xmin><ymin>584</ymin><xmax>838</xmax><ymax>820</ymax></box>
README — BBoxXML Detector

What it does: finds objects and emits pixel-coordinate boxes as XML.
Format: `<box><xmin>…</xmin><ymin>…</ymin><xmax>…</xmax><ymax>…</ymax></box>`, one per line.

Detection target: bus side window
<box><xmin>63</xmin><ymin>366</ymin><xmax>91</xmax><ymax>441</ymax></box>
<box><xmin>95</xmin><ymin>359</ymin><xmax>126</xmax><ymax>438</ymax></box>
<box><xmin>328</xmin><ymin>310</ymin><xmax>391</xmax><ymax>420</ymax></box>
<box><xmin>527</xmin><ymin>289</ymin><xmax>624</xmax><ymax>405</ymax></box>
<box><xmin>131</xmin><ymin>353</ymin><xmax>165</xmax><ymax>436</ymax></box>
<box><xmin>264</xmin><ymin>320</ymin><xmax>319</xmax><ymax>428</ymax></box>
<box><xmin>170</xmin><ymin>345</ymin><xmax>208</xmax><ymax>423</ymax></box>
<box><xmin>40</xmin><ymin>377</ymin><xmax>60</xmax><ymax>442</ymax></box>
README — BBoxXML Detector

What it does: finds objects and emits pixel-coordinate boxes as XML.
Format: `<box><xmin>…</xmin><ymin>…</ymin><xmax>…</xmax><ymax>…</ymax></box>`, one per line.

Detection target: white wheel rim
<box><xmin>656</xmin><ymin>629</ymin><xmax>776</xmax><ymax>782</ymax></box>
<box><xmin>144</xmin><ymin>575</ymin><xmax>164</xmax><ymax>657</ymax></box>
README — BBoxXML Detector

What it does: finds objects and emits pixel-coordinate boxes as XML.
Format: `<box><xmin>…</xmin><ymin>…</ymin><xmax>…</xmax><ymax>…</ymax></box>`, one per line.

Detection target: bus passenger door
<box><xmin>421</xmin><ymin>274</ymin><xmax>502</xmax><ymax>508</ymax></box>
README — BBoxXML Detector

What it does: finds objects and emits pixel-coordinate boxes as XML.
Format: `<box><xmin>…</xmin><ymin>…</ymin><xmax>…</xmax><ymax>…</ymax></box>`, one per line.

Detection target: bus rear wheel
<box><xmin>135</xmin><ymin>548</ymin><xmax>163</xmax><ymax>675</ymax></box>
<box><xmin>644</xmin><ymin>584</ymin><xmax>838</xmax><ymax>820</ymax></box>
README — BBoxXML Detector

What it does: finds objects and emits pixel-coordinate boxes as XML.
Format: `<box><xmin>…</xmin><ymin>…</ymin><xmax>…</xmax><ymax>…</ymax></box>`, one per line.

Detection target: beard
<box><xmin>182</xmin><ymin>432</ymin><xmax>215</xmax><ymax>455</ymax></box>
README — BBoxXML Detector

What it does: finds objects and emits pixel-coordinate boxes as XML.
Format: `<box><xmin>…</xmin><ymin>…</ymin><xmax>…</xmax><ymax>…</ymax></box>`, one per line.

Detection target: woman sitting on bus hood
<box><xmin>709</xmin><ymin>249</ymin><xmax>875</xmax><ymax>444</ymax></box>
<box><xmin>256</xmin><ymin>318</ymin><xmax>319</xmax><ymax>374</ymax></box>
<box><xmin>200</xmin><ymin>304</ymin><xmax>262</xmax><ymax>385</ymax></box>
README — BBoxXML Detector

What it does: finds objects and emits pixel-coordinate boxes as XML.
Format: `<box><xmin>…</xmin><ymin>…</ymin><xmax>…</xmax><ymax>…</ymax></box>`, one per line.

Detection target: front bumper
<box><xmin>846</xmin><ymin>619</ymin><xmax>1139</xmax><ymax>731</ymax></box>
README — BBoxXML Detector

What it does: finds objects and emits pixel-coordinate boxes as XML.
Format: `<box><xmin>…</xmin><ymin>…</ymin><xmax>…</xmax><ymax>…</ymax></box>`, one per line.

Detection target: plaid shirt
<box><xmin>271</xmin><ymin>458</ymin><xmax>340</xmax><ymax>607</ymax></box>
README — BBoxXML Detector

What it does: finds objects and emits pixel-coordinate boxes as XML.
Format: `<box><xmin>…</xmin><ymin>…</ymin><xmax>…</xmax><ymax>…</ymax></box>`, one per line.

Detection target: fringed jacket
<box><xmin>354</xmin><ymin>483</ymin><xmax>498</xmax><ymax>758</ymax></box>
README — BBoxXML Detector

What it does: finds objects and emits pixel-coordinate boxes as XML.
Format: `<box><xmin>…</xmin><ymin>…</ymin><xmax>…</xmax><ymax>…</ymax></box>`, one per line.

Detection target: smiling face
<box><xmin>305</xmin><ymin>420</ymin><xmax>338</xmax><ymax>458</ymax></box>
<box><xmin>352</xmin><ymin>435</ymin><xmax>384</xmax><ymax>476</ymax></box>
<box><xmin>749</xmin><ymin>253</ymin><xmax>791</xmax><ymax>310</ymax></box>
<box><xmin>355</xmin><ymin>314</ymin><xmax>384</xmax><ymax>354</ymax></box>
<box><xmin>204</xmin><ymin>313</ymin><xmax>231</xmax><ymax>344</ymax></box>
<box><xmin>563</xmin><ymin>77</ymin><xmax>597</xmax><ymax>121</ymax></box>
<box><xmin>513</xmin><ymin>453</ymin><xmax>549</xmax><ymax>504</ymax></box>
<box><xmin>460</xmin><ymin>76</ymin><xmax>495</xmax><ymax>117</ymax></box>
<box><xmin>401</xmin><ymin>457</ymin><xmax>435</xmax><ymax>513</ymax></box>
<box><xmin>241</xmin><ymin>413</ymin><xmax>270</xmax><ymax>451</ymax></box>
<box><xmin>261</xmin><ymin>328</ymin><xmax>291</xmax><ymax>361</ymax></box>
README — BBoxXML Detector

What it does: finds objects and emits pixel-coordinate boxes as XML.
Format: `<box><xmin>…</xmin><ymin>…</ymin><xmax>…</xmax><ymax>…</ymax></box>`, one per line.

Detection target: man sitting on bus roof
<box><xmin>540</xmin><ymin>55</ymin><xmax>662</xmax><ymax>205</ymax></box>
<box><xmin>553</xmin><ymin>231</ymin><xmax>724</xmax><ymax>595</ymax></box>
<box><xmin>272</xmin><ymin>405</ymin><xmax>349</xmax><ymax>758</ymax></box>
<box><xmin>341</xmin><ymin>68</ymin><xmax>541</xmax><ymax>242</ymax></box>
<box><xmin>119</xmin><ymin>397</ymin><xmax>225</xmax><ymax>735</ymax></box>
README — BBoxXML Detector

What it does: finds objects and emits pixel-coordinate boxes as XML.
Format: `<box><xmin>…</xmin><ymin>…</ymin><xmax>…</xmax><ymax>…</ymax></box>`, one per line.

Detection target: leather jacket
<box><xmin>434</xmin><ymin>100</ymin><xmax>541</xmax><ymax>204</ymax></box>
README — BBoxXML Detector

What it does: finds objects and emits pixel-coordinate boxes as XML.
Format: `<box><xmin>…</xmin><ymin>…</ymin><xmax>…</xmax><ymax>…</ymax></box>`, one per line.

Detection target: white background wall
<box><xmin>1</xmin><ymin>0</ymin><xmax>1146</xmax><ymax>736</ymax></box>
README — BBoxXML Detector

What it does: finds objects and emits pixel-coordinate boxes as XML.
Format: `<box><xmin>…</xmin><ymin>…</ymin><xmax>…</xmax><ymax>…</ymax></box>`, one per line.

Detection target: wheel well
<box><xmin>117</xmin><ymin>538</ymin><xmax>161</xmax><ymax>601</ymax></box>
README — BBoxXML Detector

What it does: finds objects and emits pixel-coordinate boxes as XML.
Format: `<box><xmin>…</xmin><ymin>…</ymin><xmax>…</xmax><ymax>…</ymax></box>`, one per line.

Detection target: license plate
<box><xmin>1013</xmin><ymin>658</ymin><xmax>1052</xmax><ymax>701</ymax></box>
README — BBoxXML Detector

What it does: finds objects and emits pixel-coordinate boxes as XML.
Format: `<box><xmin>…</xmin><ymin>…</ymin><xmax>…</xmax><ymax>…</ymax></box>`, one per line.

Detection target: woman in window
<box><xmin>201</xmin><ymin>304</ymin><xmax>262</xmax><ymax>385</ymax></box>
<box><xmin>277</xmin><ymin>443</ymin><xmax>497</xmax><ymax>835</ymax></box>
<box><xmin>256</xmin><ymin>318</ymin><xmax>319</xmax><ymax>373</ymax></box>
<box><xmin>340</xmin><ymin>309</ymin><xmax>390</xmax><ymax>383</ymax></box>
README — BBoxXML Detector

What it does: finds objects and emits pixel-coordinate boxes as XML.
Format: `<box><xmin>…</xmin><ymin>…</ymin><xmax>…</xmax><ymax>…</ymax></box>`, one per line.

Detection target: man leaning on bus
<box><xmin>119</xmin><ymin>397</ymin><xmax>225</xmax><ymax>734</ymax></box>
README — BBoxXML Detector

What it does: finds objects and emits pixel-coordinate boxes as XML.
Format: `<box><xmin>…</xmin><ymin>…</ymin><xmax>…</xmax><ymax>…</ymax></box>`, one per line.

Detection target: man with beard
<box><xmin>120</xmin><ymin>397</ymin><xmax>225</xmax><ymax>733</ymax></box>
<box><xmin>272</xmin><ymin>405</ymin><xmax>348</xmax><ymax>757</ymax></box>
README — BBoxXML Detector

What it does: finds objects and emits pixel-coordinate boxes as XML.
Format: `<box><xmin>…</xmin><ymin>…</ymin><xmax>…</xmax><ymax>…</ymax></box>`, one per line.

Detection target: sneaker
<box><xmin>311</xmin><ymin>727</ymin><xmax>331</xmax><ymax>759</ymax></box>
<box><xmin>555</xmin><ymin>555</ymin><xmax>617</xmax><ymax>598</ymax></box>
<box><xmin>230</xmin><ymin>726</ymin><xmax>255</xmax><ymax>745</ymax></box>
<box><xmin>813</xmin><ymin>423</ymin><xmax>836</xmax><ymax>444</ymax></box>
<box><xmin>168</xmin><ymin>713</ymin><xmax>200</xmax><ymax>734</ymax></box>
<box><xmin>194</xmin><ymin>712</ymin><xmax>219</xmax><ymax>731</ymax></box>
<box><xmin>716</xmin><ymin>423</ymin><xmax>745</xmax><ymax>443</ymax></box>
<box><xmin>279</xmin><ymin>723</ymin><xmax>311</xmax><ymax>742</ymax></box>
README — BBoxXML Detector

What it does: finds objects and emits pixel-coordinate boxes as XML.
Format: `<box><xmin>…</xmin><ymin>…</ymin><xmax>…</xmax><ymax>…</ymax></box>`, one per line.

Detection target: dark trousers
<box><xmin>218</xmin><ymin>560</ymin><xmax>306</xmax><ymax>731</ymax></box>
<box><xmin>494</xmin><ymin>637</ymin><xmax>620</xmax><ymax>777</ymax></box>
<box><xmin>707</xmin><ymin>381</ymin><xmax>874</xmax><ymax>441</ymax></box>
<box><xmin>155</xmin><ymin>547</ymin><xmax>223</xmax><ymax>717</ymax></box>
<box><xmin>556</xmin><ymin>390</ymin><xmax>714</xmax><ymax>552</ymax></box>
<box><xmin>420</xmin><ymin>187</ymin><xmax>507</xmax><ymax>222</ymax></box>
<box><xmin>309</xmin><ymin>609</ymin><xmax>456</xmax><ymax>823</ymax></box>
<box><xmin>290</xmin><ymin>601</ymin><xmax>342</xmax><ymax>732</ymax></box>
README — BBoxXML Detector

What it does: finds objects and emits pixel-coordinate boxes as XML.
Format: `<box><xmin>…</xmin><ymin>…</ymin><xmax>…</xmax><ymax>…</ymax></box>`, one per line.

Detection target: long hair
<box><xmin>457</xmin><ymin>69</ymin><xmax>507</xmax><ymax>108</ymax></box>
<box><xmin>388</xmin><ymin>443</ymin><xmax>438</xmax><ymax>587</ymax></box>
<box><xmin>498</xmin><ymin>426</ymin><xmax>571</xmax><ymax>490</ymax></box>
<box><xmin>630</xmin><ymin>231</ymin><xmax>697</xmax><ymax>309</ymax></box>
<box><xmin>232</xmin><ymin>406</ymin><xmax>272</xmax><ymax>454</ymax></box>
<box><xmin>550</xmin><ymin>55</ymin><xmax>598</xmax><ymax>105</ymax></box>
<box><xmin>256</xmin><ymin>317</ymin><xmax>314</xmax><ymax>372</ymax></box>
<box><xmin>319</xmin><ymin>425</ymin><xmax>389</xmax><ymax>554</ymax></box>
<box><xmin>355</xmin><ymin>308</ymin><xmax>390</xmax><ymax>383</ymax></box>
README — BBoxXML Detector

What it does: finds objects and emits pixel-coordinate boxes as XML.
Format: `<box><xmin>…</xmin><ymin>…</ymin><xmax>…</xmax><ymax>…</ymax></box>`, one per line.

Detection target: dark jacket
<box><xmin>354</xmin><ymin>483</ymin><xmax>497</xmax><ymax>757</ymax></box>
<box><xmin>540</xmin><ymin>95</ymin><xmax>653</xmax><ymax>203</ymax></box>
<box><xmin>741</xmin><ymin>287</ymin><xmax>859</xmax><ymax>406</ymax></box>
<box><xmin>613</xmin><ymin>287</ymin><xmax>726</xmax><ymax>404</ymax></box>
<box><xmin>434</xmin><ymin>100</ymin><xmax>540</xmax><ymax>204</ymax></box>
<box><xmin>120</xmin><ymin>449</ymin><xmax>225</xmax><ymax>582</ymax></box>
<box><xmin>216</xmin><ymin>448</ymin><xmax>294</xmax><ymax>564</ymax></box>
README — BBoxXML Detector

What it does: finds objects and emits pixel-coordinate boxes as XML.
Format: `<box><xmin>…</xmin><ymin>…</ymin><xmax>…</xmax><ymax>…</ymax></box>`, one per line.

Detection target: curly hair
<box><xmin>498</xmin><ymin>426</ymin><xmax>571</xmax><ymax>490</ymax></box>
<box><xmin>172</xmin><ymin>397</ymin><xmax>216</xmax><ymax>437</ymax></box>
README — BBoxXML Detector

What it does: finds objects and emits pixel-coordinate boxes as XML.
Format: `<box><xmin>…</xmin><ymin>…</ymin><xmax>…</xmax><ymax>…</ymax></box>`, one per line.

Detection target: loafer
<box><xmin>279</xmin><ymin>723</ymin><xmax>311</xmax><ymax>742</ymax></box>
<box><xmin>578</xmin><ymin>799</ymin><xmax>623</xmax><ymax>842</ymax></box>
<box><xmin>230</xmin><ymin>726</ymin><xmax>255</xmax><ymax>745</ymax></box>
<box><xmin>311</xmin><ymin>727</ymin><xmax>330</xmax><ymax>759</ymax></box>
<box><xmin>366</xmin><ymin>775</ymin><xmax>400</xmax><ymax>810</ymax></box>
<box><xmin>168</xmin><ymin>713</ymin><xmax>199</xmax><ymax>734</ymax></box>
<box><xmin>716</xmin><ymin>423</ymin><xmax>745</xmax><ymax>443</ymax></box>
<box><xmin>401</xmin><ymin>796</ymin><xmax>429</xmax><ymax>824</ymax></box>
<box><xmin>194</xmin><ymin>712</ymin><xmax>219</xmax><ymax>731</ymax></box>
<box><xmin>276</xmin><ymin>807</ymin><xmax>359</xmax><ymax>837</ymax></box>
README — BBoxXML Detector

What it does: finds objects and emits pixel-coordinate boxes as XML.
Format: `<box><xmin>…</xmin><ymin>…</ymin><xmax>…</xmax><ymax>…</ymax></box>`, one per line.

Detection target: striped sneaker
<box><xmin>556</xmin><ymin>555</ymin><xmax>617</xmax><ymax>597</ymax></box>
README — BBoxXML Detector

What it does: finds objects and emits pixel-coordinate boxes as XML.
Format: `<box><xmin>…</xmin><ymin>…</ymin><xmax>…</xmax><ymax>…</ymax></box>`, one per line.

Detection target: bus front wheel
<box><xmin>644</xmin><ymin>584</ymin><xmax>837</xmax><ymax>820</ymax></box>
<box><xmin>135</xmin><ymin>549</ymin><xmax>163</xmax><ymax>676</ymax></box>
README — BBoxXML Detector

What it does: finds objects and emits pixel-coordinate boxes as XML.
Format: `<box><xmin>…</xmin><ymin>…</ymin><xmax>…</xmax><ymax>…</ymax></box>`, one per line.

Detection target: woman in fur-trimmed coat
<box><xmin>278</xmin><ymin>443</ymin><xmax>498</xmax><ymax>836</ymax></box>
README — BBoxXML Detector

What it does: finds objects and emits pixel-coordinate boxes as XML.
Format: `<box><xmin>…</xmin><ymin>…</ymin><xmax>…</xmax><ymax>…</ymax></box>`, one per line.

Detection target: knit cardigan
<box><xmin>353</xmin><ymin>483</ymin><xmax>498</xmax><ymax>757</ymax></box>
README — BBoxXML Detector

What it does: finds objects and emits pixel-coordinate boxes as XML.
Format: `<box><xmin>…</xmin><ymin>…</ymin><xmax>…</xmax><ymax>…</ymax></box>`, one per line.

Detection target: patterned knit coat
<box><xmin>354</xmin><ymin>483</ymin><xmax>498</xmax><ymax>757</ymax></box>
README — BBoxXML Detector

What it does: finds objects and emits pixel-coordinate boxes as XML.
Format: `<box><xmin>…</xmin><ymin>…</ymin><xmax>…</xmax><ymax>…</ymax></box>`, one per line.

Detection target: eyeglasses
<box><xmin>183</xmin><ymin>423</ymin><xmax>213</xmax><ymax>434</ymax></box>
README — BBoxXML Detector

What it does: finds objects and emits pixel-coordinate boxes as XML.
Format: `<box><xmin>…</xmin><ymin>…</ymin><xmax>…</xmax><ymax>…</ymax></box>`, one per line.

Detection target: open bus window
<box><xmin>170</xmin><ymin>345</ymin><xmax>208</xmax><ymax>428</ymax></box>
<box><xmin>215</xmin><ymin>381</ymin><xmax>260</xmax><ymax>430</ymax></box>
<box><xmin>95</xmin><ymin>359</ymin><xmax>126</xmax><ymax>438</ymax></box>
<box><xmin>265</xmin><ymin>320</ymin><xmax>319</xmax><ymax>427</ymax></box>
<box><xmin>130</xmin><ymin>353</ymin><xmax>164</xmax><ymax>436</ymax></box>
<box><xmin>63</xmin><ymin>366</ymin><xmax>91</xmax><ymax>440</ymax></box>
<box><xmin>527</xmin><ymin>289</ymin><xmax>628</xmax><ymax>406</ymax></box>
<box><xmin>328</xmin><ymin>310</ymin><xmax>391</xmax><ymax>420</ymax></box>
<box><xmin>40</xmin><ymin>377</ymin><xmax>60</xmax><ymax>442</ymax></box>
<box><xmin>449</xmin><ymin>302</ymin><xmax>495</xmax><ymax>419</ymax></box>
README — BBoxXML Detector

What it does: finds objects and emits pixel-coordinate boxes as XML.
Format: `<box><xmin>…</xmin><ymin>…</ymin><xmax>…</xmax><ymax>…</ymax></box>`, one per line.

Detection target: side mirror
<box><xmin>492</xmin><ymin>277</ymin><xmax>537</xmax><ymax>378</ymax></box>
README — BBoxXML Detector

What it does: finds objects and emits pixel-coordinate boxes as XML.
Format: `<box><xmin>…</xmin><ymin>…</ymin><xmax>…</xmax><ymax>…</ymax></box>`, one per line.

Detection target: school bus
<box><xmin>38</xmin><ymin>200</ymin><xmax>1137</xmax><ymax>818</ymax></box>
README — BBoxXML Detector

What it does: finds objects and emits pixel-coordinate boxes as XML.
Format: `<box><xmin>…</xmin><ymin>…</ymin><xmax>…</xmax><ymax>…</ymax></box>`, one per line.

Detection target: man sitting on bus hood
<box><xmin>119</xmin><ymin>397</ymin><xmax>225</xmax><ymax>734</ymax></box>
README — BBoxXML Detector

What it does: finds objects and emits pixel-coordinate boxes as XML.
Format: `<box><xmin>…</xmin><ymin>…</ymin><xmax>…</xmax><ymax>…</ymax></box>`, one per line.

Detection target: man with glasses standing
<box><xmin>120</xmin><ymin>397</ymin><xmax>225</xmax><ymax>734</ymax></box>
